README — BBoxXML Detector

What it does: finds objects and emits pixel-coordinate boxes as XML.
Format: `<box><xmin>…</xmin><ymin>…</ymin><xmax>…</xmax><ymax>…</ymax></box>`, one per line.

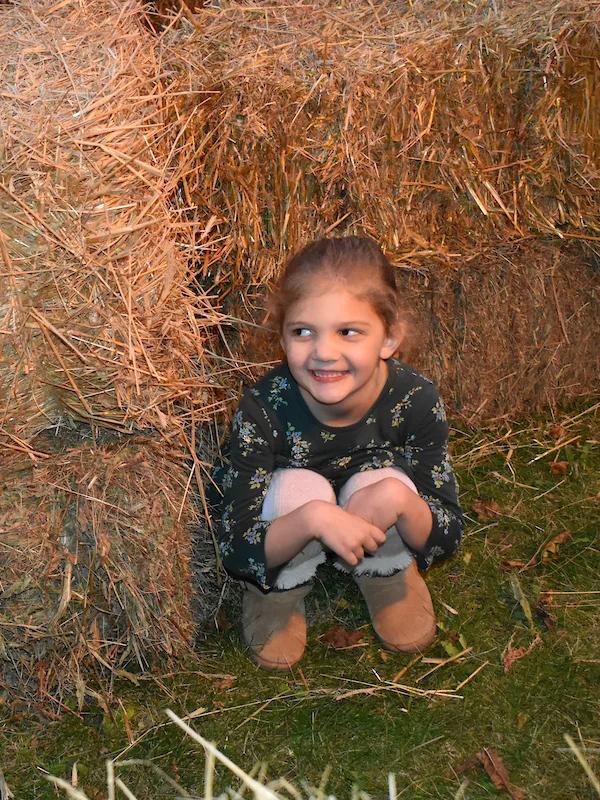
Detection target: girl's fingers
<box><xmin>372</xmin><ymin>526</ymin><xmax>387</xmax><ymax>544</ymax></box>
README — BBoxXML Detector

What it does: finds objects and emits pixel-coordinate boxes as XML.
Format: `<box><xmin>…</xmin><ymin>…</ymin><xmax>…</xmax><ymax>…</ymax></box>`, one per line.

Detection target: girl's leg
<box><xmin>261</xmin><ymin>468</ymin><xmax>333</xmax><ymax>590</ymax></box>
<box><xmin>337</xmin><ymin>467</ymin><xmax>416</xmax><ymax>576</ymax></box>
<box><xmin>243</xmin><ymin>469</ymin><xmax>334</xmax><ymax>670</ymax></box>
<box><xmin>337</xmin><ymin>468</ymin><xmax>436</xmax><ymax>653</ymax></box>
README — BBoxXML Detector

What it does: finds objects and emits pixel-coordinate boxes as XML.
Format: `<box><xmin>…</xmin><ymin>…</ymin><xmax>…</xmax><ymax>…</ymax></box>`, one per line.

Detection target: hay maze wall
<box><xmin>1</xmin><ymin>0</ymin><xmax>599</xmax><ymax>709</ymax></box>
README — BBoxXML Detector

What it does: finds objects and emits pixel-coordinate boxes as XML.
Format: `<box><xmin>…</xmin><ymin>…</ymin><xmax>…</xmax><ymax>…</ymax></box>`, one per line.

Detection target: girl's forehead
<box><xmin>284</xmin><ymin>283</ymin><xmax>376</xmax><ymax>320</ymax></box>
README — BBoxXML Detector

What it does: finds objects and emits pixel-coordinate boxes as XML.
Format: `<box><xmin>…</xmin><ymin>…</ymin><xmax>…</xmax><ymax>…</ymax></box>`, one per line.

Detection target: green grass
<box><xmin>2</xmin><ymin>405</ymin><xmax>599</xmax><ymax>800</ymax></box>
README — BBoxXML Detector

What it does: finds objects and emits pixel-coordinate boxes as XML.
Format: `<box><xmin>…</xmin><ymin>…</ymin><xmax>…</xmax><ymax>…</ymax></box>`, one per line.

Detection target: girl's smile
<box><xmin>280</xmin><ymin>285</ymin><xmax>399</xmax><ymax>426</ymax></box>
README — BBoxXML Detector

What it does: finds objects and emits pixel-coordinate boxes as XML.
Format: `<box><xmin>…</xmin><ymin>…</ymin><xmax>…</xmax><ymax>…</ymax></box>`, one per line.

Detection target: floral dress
<box><xmin>213</xmin><ymin>359</ymin><xmax>463</xmax><ymax>590</ymax></box>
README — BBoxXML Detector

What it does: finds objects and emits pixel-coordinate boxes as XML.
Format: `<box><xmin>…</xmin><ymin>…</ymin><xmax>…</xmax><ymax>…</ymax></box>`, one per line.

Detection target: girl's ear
<box><xmin>380</xmin><ymin>321</ymin><xmax>406</xmax><ymax>359</ymax></box>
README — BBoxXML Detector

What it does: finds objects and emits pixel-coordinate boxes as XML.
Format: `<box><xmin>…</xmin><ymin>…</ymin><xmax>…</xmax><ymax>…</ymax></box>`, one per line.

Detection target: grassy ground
<box><xmin>2</xmin><ymin>404</ymin><xmax>599</xmax><ymax>800</ymax></box>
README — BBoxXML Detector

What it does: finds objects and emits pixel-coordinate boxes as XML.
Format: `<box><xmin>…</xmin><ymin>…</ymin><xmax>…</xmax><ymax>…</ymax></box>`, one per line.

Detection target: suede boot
<box><xmin>354</xmin><ymin>562</ymin><xmax>437</xmax><ymax>653</ymax></box>
<box><xmin>242</xmin><ymin>582</ymin><xmax>313</xmax><ymax>670</ymax></box>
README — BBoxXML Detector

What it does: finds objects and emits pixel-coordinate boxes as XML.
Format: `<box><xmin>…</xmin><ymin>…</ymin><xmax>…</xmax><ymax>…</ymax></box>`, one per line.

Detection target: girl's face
<box><xmin>280</xmin><ymin>283</ymin><xmax>399</xmax><ymax>426</ymax></box>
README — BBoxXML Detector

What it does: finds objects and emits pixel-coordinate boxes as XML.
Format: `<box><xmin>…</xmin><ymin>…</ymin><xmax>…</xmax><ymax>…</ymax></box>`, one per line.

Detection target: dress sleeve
<box><xmin>217</xmin><ymin>390</ymin><xmax>282</xmax><ymax>591</ymax></box>
<box><xmin>402</xmin><ymin>384</ymin><xmax>464</xmax><ymax>569</ymax></box>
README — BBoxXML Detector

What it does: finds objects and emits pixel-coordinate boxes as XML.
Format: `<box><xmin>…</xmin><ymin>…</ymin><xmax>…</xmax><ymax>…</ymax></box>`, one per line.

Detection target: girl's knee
<box><xmin>338</xmin><ymin>467</ymin><xmax>404</xmax><ymax>505</ymax></box>
<box><xmin>262</xmin><ymin>468</ymin><xmax>335</xmax><ymax>520</ymax></box>
<box><xmin>340</xmin><ymin>467</ymin><xmax>419</xmax><ymax>505</ymax></box>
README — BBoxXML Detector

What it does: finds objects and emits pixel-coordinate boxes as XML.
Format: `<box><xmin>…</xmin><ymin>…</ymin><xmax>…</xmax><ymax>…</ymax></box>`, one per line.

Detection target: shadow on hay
<box><xmin>0</xmin><ymin>422</ymin><xmax>222</xmax><ymax>713</ymax></box>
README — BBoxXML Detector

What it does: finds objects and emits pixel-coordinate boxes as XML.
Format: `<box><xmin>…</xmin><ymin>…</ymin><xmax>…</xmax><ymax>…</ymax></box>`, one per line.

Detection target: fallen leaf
<box><xmin>196</xmin><ymin>671</ymin><xmax>236</xmax><ymax>690</ymax></box>
<box><xmin>321</xmin><ymin>626</ymin><xmax>364</xmax><ymax>649</ymax></box>
<box><xmin>549</xmin><ymin>461</ymin><xmax>568</xmax><ymax>475</ymax></box>
<box><xmin>539</xmin><ymin>530</ymin><xmax>570</xmax><ymax>563</ymax></box>
<box><xmin>507</xmin><ymin>531</ymin><xmax>571</xmax><ymax>572</ymax></box>
<box><xmin>480</xmin><ymin>748</ymin><xmax>525</xmax><ymax>799</ymax></box>
<box><xmin>538</xmin><ymin>591</ymin><xmax>554</xmax><ymax>605</ymax></box>
<box><xmin>441</xmin><ymin>639</ymin><xmax>461</xmax><ymax>657</ymax></box>
<box><xmin>508</xmin><ymin>573</ymin><xmax>535</xmax><ymax>630</ymax></box>
<box><xmin>379</xmin><ymin>649</ymin><xmax>389</xmax><ymax>662</ymax></box>
<box><xmin>215</xmin><ymin>609</ymin><xmax>232</xmax><ymax>632</ymax></box>
<box><xmin>503</xmin><ymin>633</ymin><xmax>541</xmax><ymax>674</ymax></box>
<box><xmin>547</xmin><ymin>424</ymin><xmax>567</xmax><ymax>440</ymax></box>
<box><xmin>501</xmin><ymin>560</ymin><xmax>527</xmax><ymax>571</ymax></box>
<box><xmin>472</xmin><ymin>499</ymin><xmax>504</xmax><ymax>522</ymax></box>
<box><xmin>453</xmin><ymin>748</ymin><xmax>525</xmax><ymax>799</ymax></box>
<box><xmin>515</xmin><ymin>711</ymin><xmax>528</xmax><ymax>729</ymax></box>
<box><xmin>463</xmin><ymin>552</ymin><xmax>472</xmax><ymax>565</ymax></box>
<box><xmin>533</xmin><ymin>603</ymin><xmax>557</xmax><ymax>630</ymax></box>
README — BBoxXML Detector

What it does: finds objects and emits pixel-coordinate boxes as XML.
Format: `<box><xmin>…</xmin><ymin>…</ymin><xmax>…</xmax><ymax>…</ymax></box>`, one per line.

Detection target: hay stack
<box><xmin>0</xmin><ymin>433</ymin><xmax>196</xmax><ymax>710</ymax></box>
<box><xmin>164</xmin><ymin>0</ymin><xmax>600</xmax><ymax>417</ymax></box>
<box><xmin>0</xmin><ymin>0</ymin><xmax>222</xmax><ymax>449</ymax></box>
<box><xmin>0</xmin><ymin>0</ymin><xmax>226</xmax><ymax>708</ymax></box>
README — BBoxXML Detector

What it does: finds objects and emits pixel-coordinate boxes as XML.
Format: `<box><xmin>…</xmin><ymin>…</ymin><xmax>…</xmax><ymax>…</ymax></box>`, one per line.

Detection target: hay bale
<box><xmin>0</xmin><ymin>431</ymin><xmax>209</xmax><ymax>710</ymax></box>
<box><xmin>0</xmin><ymin>0</ymin><xmax>222</xmax><ymax>448</ymax></box>
<box><xmin>162</xmin><ymin>0</ymin><xmax>600</xmax><ymax>417</ymax></box>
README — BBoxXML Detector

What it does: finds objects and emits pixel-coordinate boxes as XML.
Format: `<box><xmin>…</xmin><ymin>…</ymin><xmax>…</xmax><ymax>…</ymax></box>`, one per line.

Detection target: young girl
<box><xmin>215</xmin><ymin>236</ymin><xmax>463</xmax><ymax>670</ymax></box>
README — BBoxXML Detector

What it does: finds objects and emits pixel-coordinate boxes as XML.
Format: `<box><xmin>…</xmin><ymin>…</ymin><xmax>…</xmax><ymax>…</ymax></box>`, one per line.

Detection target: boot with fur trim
<box><xmin>242</xmin><ymin>582</ymin><xmax>312</xmax><ymax>670</ymax></box>
<box><xmin>354</xmin><ymin>562</ymin><xmax>437</xmax><ymax>653</ymax></box>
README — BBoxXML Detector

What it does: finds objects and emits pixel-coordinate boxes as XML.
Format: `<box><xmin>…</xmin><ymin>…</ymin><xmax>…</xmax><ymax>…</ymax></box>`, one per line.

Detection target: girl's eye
<box><xmin>340</xmin><ymin>328</ymin><xmax>360</xmax><ymax>337</ymax></box>
<box><xmin>292</xmin><ymin>328</ymin><xmax>312</xmax><ymax>337</ymax></box>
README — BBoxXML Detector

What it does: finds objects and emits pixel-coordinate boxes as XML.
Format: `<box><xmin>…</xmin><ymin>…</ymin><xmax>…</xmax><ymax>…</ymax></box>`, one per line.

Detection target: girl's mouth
<box><xmin>309</xmin><ymin>369</ymin><xmax>349</xmax><ymax>383</ymax></box>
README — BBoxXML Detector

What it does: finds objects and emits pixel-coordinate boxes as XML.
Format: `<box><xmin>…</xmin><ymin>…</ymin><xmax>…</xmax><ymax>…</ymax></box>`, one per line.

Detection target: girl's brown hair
<box><xmin>266</xmin><ymin>236</ymin><xmax>405</xmax><ymax>336</ymax></box>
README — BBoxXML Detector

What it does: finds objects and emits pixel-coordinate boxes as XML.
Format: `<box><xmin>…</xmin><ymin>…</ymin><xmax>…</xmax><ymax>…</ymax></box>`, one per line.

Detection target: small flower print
<box><xmin>331</xmin><ymin>455</ymin><xmax>352</xmax><ymax>469</ymax></box>
<box><xmin>250</xmin><ymin>467</ymin><xmax>269</xmax><ymax>490</ymax></box>
<box><xmin>320</xmin><ymin>431</ymin><xmax>336</xmax><ymax>442</ymax></box>
<box><xmin>431</xmin><ymin>450</ymin><xmax>453</xmax><ymax>489</ymax></box>
<box><xmin>237</xmin><ymin>419</ymin><xmax>267</xmax><ymax>457</ymax></box>
<box><xmin>391</xmin><ymin>387</ymin><xmax>422</xmax><ymax>427</ymax></box>
<box><xmin>432</xmin><ymin>400</ymin><xmax>447</xmax><ymax>422</ymax></box>
<box><xmin>268</xmin><ymin>376</ymin><xmax>290</xmax><ymax>409</ymax></box>
<box><xmin>221</xmin><ymin>502</ymin><xmax>234</xmax><ymax>534</ymax></box>
<box><xmin>243</xmin><ymin>521</ymin><xmax>266</xmax><ymax>545</ymax></box>
<box><xmin>219</xmin><ymin>536</ymin><xmax>234</xmax><ymax>557</ymax></box>
<box><xmin>222</xmin><ymin>466</ymin><xmax>239</xmax><ymax>490</ymax></box>
<box><xmin>286</xmin><ymin>424</ymin><xmax>310</xmax><ymax>466</ymax></box>
<box><xmin>359</xmin><ymin>455</ymin><xmax>395</xmax><ymax>471</ymax></box>
<box><xmin>247</xmin><ymin>558</ymin><xmax>267</xmax><ymax>586</ymax></box>
<box><xmin>422</xmin><ymin>496</ymin><xmax>453</xmax><ymax>536</ymax></box>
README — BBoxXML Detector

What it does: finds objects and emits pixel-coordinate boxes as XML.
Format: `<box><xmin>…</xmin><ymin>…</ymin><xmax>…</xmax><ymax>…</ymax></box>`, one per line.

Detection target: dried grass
<box><xmin>162</xmin><ymin>0</ymin><xmax>600</xmax><ymax>417</ymax></box>
<box><xmin>1</xmin><ymin>0</ymin><xmax>600</xmax><ymax>710</ymax></box>
<box><xmin>0</xmin><ymin>433</ymin><xmax>203</xmax><ymax>711</ymax></box>
<box><xmin>0</xmin><ymin>0</ymin><xmax>224</xmax><ymax>448</ymax></box>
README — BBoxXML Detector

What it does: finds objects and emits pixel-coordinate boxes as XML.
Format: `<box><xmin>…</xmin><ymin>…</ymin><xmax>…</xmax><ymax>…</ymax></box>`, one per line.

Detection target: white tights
<box><xmin>261</xmin><ymin>467</ymin><xmax>417</xmax><ymax>590</ymax></box>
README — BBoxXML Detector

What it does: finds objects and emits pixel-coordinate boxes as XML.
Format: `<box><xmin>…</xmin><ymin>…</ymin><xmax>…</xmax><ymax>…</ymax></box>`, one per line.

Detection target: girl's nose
<box><xmin>312</xmin><ymin>334</ymin><xmax>339</xmax><ymax>362</ymax></box>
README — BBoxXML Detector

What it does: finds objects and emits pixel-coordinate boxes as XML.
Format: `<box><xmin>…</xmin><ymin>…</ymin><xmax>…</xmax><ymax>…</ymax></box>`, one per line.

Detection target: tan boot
<box><xmin>355</xmin><ymin>562</ymin><xmax>437</xmax><ymax>653</ymax></box>
<box><xmin>242</xmin><ymin>582</ymin><xmax>312</xmax><ymax>670</ymax></box>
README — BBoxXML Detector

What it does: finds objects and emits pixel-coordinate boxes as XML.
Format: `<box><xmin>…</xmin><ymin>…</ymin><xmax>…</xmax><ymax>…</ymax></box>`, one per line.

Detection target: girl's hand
<box><xmin>343</xmin><ymin>478</ymin><xmax>433</xmax><ymax>550</ymax></box>
<box><xmin>342</xmin><ymin>478</ymin><xmax>406</xmax><ymax>531</ymax></box>
<box><xmin>302</xmin><ymin>501</ymin><xmax>387</xmax><ymax>566</ymax></box>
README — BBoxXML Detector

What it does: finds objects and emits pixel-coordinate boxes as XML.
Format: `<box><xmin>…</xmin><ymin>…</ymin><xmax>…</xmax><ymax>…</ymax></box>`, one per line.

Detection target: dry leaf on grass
<box><xmin>533</xmin><ymin>603</ymin><xmax>557</xmax><ymax>630</ymax></box>
<box><xmin>538</xmin><ymin>531</ymin><xmax>570</xmax><ymax>562</ymax></box>
<box><xmin>453</xmin><ymin>747</ymin><xmax>525</xmax><ymax>799</ymax></box>
<box><xmin>501</xmin><ymin>559</ymin><xmax>528</xmax><ymax>570</ymax></box>
<box><xmin>196</xmin><ymin>672</ymin><xmax>236</xmax><ymax>690</ymax></box>
<box><xmin>501</xmin><ymin>531</ymin><xmax>570</xmax><ymax>571</ymax></box>
<box><xmin>215</xmin><ymin>609</ymin><xmax>233</xmax><ymax>632</ymax></box>
<box><xmin>320</xmin><ymin>626</ymin><xmax>364</xmax><ymax>649</ymax></box>
<box><xmin>547</xmin><ymin>425</ymin><xmax>567</xmax><ymax>440</ymax></box>
<box><xmin>549</xmin><ymin>461</ymin><xmax>568</xmax><ymax>474</ymax></box>
<box><xmin>503</xmin><ymin>633</ymin><xmax>541</xmax><ymax>674</ymax></box>
<box><xmin>472</xmin><ymin>499</ymin><xmax>504</xmax><ymax>522</ymax></box>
